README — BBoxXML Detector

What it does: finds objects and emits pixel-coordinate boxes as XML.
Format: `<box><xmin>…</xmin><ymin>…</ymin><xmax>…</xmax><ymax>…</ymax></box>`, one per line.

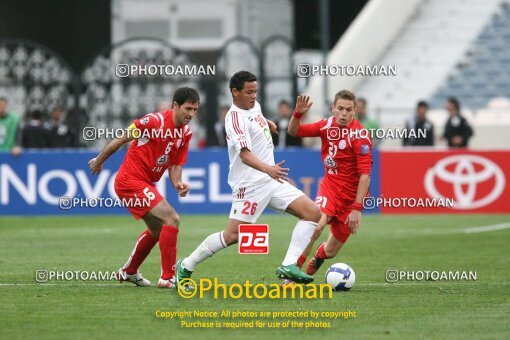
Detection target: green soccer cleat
<box><xmin>276</xmin><ymin>264</ymin><xmax>314</xmax><ymax>284</ymax></box>
<box><xmin>176</xmin><ymin>258</ymin><xmax>193</xmax><ymax>285</ymax></box>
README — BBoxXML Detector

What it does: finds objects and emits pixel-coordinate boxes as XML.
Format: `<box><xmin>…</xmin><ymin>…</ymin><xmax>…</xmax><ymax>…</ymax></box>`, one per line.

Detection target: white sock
<box><xmin>182</xmin><ymin>231</ymin><xmax>227</xmax><ymax>271</ymax></box>
<box><xmin>282</xmin><ymin>220</ymin><xmax>317</xmax><ymax>266</ymax></box>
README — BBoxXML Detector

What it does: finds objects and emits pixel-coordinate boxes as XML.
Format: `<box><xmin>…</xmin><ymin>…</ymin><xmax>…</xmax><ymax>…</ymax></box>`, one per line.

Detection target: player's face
<box><xmin>173</xmin><ymin>101</ymin><xmax>199</xmax><ymax>126</ymax></box>
<box><xmin>332</xmin><ymin>98</ymin><xmax>356</xmax><ymax>126</ymax></box>
<box><xmin>233</xmin><ymin>81</ymin><xmax>257</xmax><ymax>110</ymax></box>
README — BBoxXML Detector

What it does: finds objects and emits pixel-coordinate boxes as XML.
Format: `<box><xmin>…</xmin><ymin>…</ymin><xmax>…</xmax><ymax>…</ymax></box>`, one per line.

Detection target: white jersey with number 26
<box><xmin>225</xmin><ymin>101</ymin><xmax>275</xmax><ymax>191</ymax></box>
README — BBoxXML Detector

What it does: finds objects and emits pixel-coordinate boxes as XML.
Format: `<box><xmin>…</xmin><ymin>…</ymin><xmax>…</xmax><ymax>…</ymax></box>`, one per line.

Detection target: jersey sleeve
<box><xmin>352</xmin><ymin>133</ymin><xmax>373</xmax><ymax>175</ymax></box>
<box><xmin>171</xmin><ymin>127</ymin><xmax>192</xmax><ymax>166</ymax></box>
<box><xmin>295</xmin><ymin>119</ymin><xmax>324</xmax><ymax>138</ymax></box>
<box><xmin>225</xmin><ymin>111</ymin><xmax>252</xmax><ymax>151</ymax></box>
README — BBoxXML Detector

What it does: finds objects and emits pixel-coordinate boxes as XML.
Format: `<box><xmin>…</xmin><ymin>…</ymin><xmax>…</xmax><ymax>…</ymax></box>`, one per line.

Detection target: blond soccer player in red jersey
<box><xmin>288</xmin><ymin>91</ymin><xmax>372</xmax><ymax>275</ymax></box>
<box><xmin>88</xmin><ymin>87</ymin><xmax>199</xmax><ymax>288</ymax></box>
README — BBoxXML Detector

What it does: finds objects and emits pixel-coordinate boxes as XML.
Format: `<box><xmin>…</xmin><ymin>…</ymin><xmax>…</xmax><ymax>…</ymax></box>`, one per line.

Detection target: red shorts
<box><xmin>114</xmin><ymin>175</ymin><xmax>164</xmax><ymax>220</ymax></box>
<box><xmin>315</xmin><ymin>185</ymin><xmax>353</xmax><ymax>243</ymax></box>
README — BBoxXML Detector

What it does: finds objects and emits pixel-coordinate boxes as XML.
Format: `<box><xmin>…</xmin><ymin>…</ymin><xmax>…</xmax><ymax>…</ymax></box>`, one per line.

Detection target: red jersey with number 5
<box><xmin>296</xmin><ymin>117</ymin><xmax>372</xmax><ymax>200</ymax></box>
<box><xmin>117</xmin><ymin>110</ymin><xmax>192</xmax><ymax>183</ymax></box>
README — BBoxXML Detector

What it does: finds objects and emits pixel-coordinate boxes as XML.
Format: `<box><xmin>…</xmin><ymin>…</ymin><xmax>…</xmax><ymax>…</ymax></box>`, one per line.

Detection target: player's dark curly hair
<box><xmin>173</xmin><ymin>87</ymin><xmax>200</xmax><ymax>106</ymax></box>
<box><xmin>229</xmin><ymin>71</ymin><xmax>257</xmax><ymax>93</ymax></box>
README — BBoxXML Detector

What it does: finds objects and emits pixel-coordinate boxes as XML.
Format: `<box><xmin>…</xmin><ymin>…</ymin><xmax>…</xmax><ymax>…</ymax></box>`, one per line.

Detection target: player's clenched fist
<box><xmin>294</xmin><ymin>95</ymin><xmax>313</xmax><ymax>116</ymax></box>
<box><xmin>88</xmin><ymin>158</ymin><xmax>103</xmax><ymax>175</ymax></box>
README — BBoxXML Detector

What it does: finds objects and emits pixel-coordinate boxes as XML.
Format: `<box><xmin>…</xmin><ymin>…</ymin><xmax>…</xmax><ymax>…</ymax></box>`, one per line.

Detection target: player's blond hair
<box><xmin>333</xmin><ymin>90</ymin><xmax>356</xmax><ymax>106</ymax></box>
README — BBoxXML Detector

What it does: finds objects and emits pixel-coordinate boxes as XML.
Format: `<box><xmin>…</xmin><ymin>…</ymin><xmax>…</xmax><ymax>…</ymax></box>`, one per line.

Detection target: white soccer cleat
<box><xmin>157</xmin><ymin>277</ymin><xmax>177</xmax><ymax>289</ymax></box>
<box><xmin>116</xmin><ymin>268</ymin><xmax>151</xmax><ymax>287</ymax></box>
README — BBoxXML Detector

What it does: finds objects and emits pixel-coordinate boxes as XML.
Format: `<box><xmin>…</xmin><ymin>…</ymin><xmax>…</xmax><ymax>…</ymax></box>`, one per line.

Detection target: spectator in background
<box><xmin>155</xmin><ymin>100</ymin><xmax>171</xmax><ymax>112</ymax></box>
<box><xmin>272</xmin><ymin>100</ymin><xmax>302</xmax><ymax>148</ymax></box>
<box><xmin>44</xmin><ymin>106</ymin><xmax>75</xmax><ymax>148</ymax></box>
<box><xmin>443</xmin><ymin>97</ymin><xmax>473</xmax><ymax>148</ymax></box>
<box><xmin>0</xmin><ymin>97</ymin><xmax>21</xmax><ymax>156</ymax></box>
<box><xmin>403</xmin><ymin>101</ymin><xmax>434</xmax><ymax>146</ymax></box>
<box><xmin>355</xmin><ymin>98</ymin><xmax>379</xmax><ymax>145</ymax></box>
<box><xmin>188</xmin><ymin>114</ymin><xmax>206</xmax><ymax>149</ymax></box>
<box><xmin>22</xmin><ymin>110</ymin><xmax>50</xmax><ymax>148</ymax></box>
<box><xmin>214</xmin><ymin>106</ymin><xmax>229</xmax><ymax>147</ymax></box>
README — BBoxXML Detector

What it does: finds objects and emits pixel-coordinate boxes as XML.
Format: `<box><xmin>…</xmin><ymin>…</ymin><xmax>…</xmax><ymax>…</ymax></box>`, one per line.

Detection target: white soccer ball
<box><xmin>325</xmin><ymin>263</ymin><xmax>355</xmax><ymax>291</ymax></box>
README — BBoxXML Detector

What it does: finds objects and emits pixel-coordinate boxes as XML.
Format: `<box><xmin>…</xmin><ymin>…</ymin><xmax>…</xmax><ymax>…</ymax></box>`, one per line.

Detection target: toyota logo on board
<box><xmin>424</xmin><ymin>155</ymin><xmax>505</xmax><ymax>209</ymax></box>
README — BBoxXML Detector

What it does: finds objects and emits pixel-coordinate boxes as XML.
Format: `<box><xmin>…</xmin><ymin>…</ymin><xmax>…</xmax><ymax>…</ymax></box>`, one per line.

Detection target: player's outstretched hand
<box><xmin>88</xmin><ymin>158</ymin><xmax>103</xmax><ymax>175</ymax></box>
<box><xmin>347</xmin><ymin>210</ymin><xmax>361</xmax><ymax>234</ymax></box>
<box><xmin>266</xmin><ymin>119</ymin><xmax>278</xmax><ymax>135</ymax></box>
<box><xmin>294</xmin><ymin>95</ymin><xmax>313</xmax><ymax>116</ymax></box>
<box><xmin>266</xmin><ymin>160</ymin><xmax>289</xmax><ymax>183</ymax></box>
<box><xmin>176</xmin><ymin>182</ymin><xmax>190</xmax><ymax>197</ymax></box>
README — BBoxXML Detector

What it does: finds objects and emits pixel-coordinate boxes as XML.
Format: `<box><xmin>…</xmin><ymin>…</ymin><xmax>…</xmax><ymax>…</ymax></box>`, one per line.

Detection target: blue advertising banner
<box><xmin>0</xmin><ymin>148</ymin><xmax>380</xmax><ymax>215</ymax></box>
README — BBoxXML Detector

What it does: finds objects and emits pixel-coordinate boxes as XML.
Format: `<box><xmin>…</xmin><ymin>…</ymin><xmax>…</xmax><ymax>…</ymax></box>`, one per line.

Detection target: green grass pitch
<box><xmin>1</xmin><ymin>214</ymin><xmax>509</xmax><ymax>339</ymax></box>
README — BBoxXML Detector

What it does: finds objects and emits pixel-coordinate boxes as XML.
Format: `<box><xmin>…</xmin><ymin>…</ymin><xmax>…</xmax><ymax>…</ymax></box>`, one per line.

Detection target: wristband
<box><xmin>292</xmin><ymin>110</ymin><xmax>304</xmax><ymax>119</ymax></box>
<box><xmin>351</xmin><ymin>202</ymin><xmax>363</xmax><ymax>211</ymax></box>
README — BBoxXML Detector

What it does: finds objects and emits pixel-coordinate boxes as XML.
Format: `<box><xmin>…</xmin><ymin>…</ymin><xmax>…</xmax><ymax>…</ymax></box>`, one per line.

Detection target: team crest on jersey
<box><xmin>324</xmin><ymin>155</ymin><xmax>337</xmax><ymax>168</ymax></box>
<box><xmin>361</xmin><ymin>144</ymin><xmax>370</xmax><ymax>154</ymax></box>
<box><xmin>140</xmin><ymin>117</ymin><xmax>150</xmax><ymax>125</ymax></box>
<box><xmin>156</xmin><ymin>155</ymin><xmax>169</xmax><ymax>165</ymax></box>
<box><xmin>339</xmin><ymin>139</ymin><xmax>347</xmax><ymax>150</ymax></box>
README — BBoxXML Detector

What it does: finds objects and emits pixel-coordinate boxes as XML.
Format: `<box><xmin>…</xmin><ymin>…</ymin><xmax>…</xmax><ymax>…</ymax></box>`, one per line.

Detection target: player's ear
<box><xmin>171</xmin><ymin>101</ymin><xmax>179</xmax><ymax>110</ymax></box>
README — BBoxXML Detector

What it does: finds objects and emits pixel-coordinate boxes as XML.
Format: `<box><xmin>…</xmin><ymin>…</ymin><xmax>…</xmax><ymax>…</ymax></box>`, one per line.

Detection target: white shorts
<box><xmin>229</xmin><ymin>179</ymin><xmax>305</xmax><ymax>223</ymax></box>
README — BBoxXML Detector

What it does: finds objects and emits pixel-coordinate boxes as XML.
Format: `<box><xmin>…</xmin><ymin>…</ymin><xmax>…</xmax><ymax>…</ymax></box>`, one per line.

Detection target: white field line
<box><xmin>464</xmin><ymin>222</ymin><xmax>510</xmax><ymax>234</ymax></box>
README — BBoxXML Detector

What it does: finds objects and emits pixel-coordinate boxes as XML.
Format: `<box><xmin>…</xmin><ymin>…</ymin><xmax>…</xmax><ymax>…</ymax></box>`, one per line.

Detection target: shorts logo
<box><xmin>324</xmin><ymin>155</ymin><xmax>337</xmax><ymax>169</ymax></box>
<box><xmin>140</xmin><ymin>117</ymin><xmax>150</xmax><ymax>125</ymax></box>
<box><xmin>156</xmin><ymin>155</ymin><xmax>168</xmax><ymax>165</ymax></box>
<box><xmin>339</xmin><ymin>139</ymin><xmax>346</xmax><ymax>150</ymax></box>
<box><xmin>327</xmin><ymin>127</ymin><xmax>340</xmax><ymax>141</ymax></box>
<box><xmin>238</xmin><ymin>224</ymin><xmax>269</xmax><ymax>254</ymax></box>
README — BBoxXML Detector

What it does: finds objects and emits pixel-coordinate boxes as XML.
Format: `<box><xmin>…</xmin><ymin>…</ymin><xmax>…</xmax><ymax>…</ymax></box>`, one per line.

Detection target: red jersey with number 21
<box><xmin>296</xmin><ymin>117</ymin><xmax>372</xmax><ymax>201</ymax></box>
<box><xmin>117</xmin><ymin>110</ymin><xmax>192</xmax><ymax>183</ymax></box>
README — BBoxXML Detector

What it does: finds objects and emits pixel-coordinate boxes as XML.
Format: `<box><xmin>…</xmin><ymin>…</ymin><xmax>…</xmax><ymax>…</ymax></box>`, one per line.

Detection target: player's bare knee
<box><xmin>303</xmin><ymin>203</ymin><xmax>322</xmax><ymax>222</ymax></box>
<box><xmin>162</xmin><ymin>211</ymin><xmax>180</xmax><ymax>227</ymax></box>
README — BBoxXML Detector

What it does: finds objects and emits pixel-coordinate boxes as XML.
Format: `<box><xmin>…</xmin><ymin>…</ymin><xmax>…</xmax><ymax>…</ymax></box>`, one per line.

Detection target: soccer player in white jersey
<box><xmin>176</xmin><ymin>71</ymin><xmax>322</xmax><ymax>284</ymax></box>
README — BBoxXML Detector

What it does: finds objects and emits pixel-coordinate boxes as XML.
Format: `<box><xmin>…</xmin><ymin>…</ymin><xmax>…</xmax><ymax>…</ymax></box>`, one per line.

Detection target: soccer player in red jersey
<box><xmin>288</xmin><ymin>90</ymin><xmax>372</xmax><ymax>275</ymax></box>
<box><xmin>88</xmin><ymin>87</ymin><xmax>199</xmax><ymax>288</ymax></box>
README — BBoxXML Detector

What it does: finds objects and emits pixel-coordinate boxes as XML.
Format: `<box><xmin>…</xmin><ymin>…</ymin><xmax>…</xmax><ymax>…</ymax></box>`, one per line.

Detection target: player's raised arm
<box><xmin>288</xmin><ymin>95</ymin><xmax>313</xmax><ymax>136</ymax></box>
<box><xmin>88</xmin><ymin>125</ymin><xmax>137</xmax><ymax>175</ymax></box>
<box><xmin>288</xmin><ymin>95</ymin><xmax>322</xmax><ymax>138</ymax></box>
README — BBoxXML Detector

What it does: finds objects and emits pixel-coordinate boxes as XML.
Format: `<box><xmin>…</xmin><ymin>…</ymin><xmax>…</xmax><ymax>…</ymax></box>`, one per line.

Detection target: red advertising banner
<box><xmin>379</xmin><ymin>150</ymin><xmax>510</xmax><ymax>213</ymax></box>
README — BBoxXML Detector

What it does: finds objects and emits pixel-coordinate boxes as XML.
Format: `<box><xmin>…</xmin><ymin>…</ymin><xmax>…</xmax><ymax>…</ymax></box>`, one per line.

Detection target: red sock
<box><xmin>297</xmin><ymin>255</ymin><xmax>307</xmax><ymax>268</ymax></box>
<box><xmin>315</xmin><ymin>242</ymin><xmax>329</xmax><ymax>260</ymax></box>
<box><xmin>123</xmin><ymin>229</ymin><xmax>158</xmax><ymax>275</ymax></box>
<box><xmin>159</xmin><ymin>225</ymin><xmax>179</xmax><ymax>280</ymax></box>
